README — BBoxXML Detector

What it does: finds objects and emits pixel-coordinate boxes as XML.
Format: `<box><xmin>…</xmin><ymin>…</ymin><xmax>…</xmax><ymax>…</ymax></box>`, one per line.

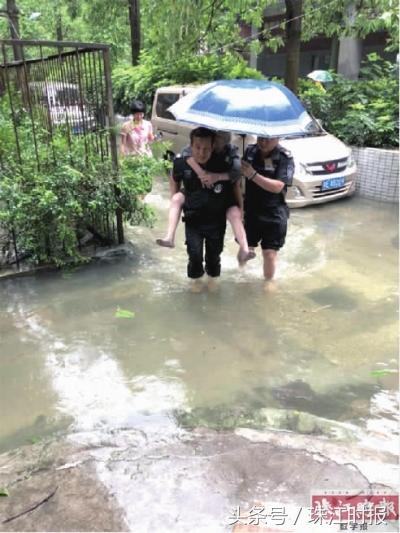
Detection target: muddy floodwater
<box><xmin>0</xmin><ymin>177</ymin><xmax>398</xmax><ymax>531</ymax></box>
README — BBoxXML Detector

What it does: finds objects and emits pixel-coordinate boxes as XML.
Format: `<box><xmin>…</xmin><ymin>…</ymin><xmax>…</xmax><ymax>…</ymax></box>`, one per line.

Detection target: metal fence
<box><xmin>0</xmin><ymin>39</ymin><xmax>123</xmax><ymax>269</ymax></box>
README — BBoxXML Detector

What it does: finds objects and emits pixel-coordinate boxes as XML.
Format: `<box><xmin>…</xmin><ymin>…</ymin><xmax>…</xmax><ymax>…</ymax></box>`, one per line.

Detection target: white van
<box><xmin>151</xmin><ymin>85</ymin><xmax>357</xmax><ymax>208</ymax></box>
<box><xmin>29</xmin><ymin>81</ymin><xmax>96</xmax><ymax>134</ymax></box>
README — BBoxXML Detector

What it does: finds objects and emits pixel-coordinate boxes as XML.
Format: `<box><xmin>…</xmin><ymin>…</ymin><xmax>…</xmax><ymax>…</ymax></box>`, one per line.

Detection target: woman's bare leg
<box><xmin>226</xmin><ymin>206</ymin><xmax>255</xmax><ymax>264</ymax></box>
<box><xmin>156</xmin><ymin>192</ymin><xmax>184</xmax><ymax>248</ymax></box>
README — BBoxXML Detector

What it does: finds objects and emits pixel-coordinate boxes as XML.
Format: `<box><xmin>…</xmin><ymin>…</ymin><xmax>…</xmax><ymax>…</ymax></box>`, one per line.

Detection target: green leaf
<box><xmin>370</xmin><ymin>369</ymin><xmax>398</xmax><ymax>377</ymax></box>
<box><xmin>350</xmin><ymin>103</ymin><xmax>366</xmax><ymax>111</ymax></box>
<box><xmin>0</xmin><ymin>487</ymin><xmax>9</xmax><ymax>497</ymax></box>
<box><xmin>115</xmin><ymin>308</ymin><xmax>135</xmax><ymax>319</ymax></box>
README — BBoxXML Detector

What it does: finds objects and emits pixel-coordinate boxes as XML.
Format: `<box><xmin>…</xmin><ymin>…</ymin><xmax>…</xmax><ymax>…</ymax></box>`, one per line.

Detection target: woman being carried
<box><xmin>156</xmin><ymin>131</ymin><xmax>255</xmax><ymax>265</ymax></box>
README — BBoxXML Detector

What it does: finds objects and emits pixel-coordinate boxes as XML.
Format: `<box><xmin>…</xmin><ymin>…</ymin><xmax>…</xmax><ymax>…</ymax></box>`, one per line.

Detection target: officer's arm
<box><xmin>276</xmin><ymin>154</ymin><xmax>294</xmax><ymax>187</ymax></box>
<box><xmin>253</xmin><ymin>174</ymin><xmax>285</xmax><ymax>194</ymax></box>
<box><xmin>241</xmin><ymin>160</ymin><xmax>285</xmax><ymax>194</ymax></box>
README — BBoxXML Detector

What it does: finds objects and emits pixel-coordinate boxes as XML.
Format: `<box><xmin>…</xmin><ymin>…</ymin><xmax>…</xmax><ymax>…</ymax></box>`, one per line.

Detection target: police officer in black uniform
<box><xmin>172</xmin><ymin>127</ymin><xmax>234</xmax><ymax>282</ymax></box>
<box><xmin>241</xmin><ymin>137</ymin><xmax>294</xmax><ymax>283</ymax></box>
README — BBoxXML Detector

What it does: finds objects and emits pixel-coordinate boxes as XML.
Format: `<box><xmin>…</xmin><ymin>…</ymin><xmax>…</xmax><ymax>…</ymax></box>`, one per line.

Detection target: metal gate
<box><xmin>0</xmin><ymin>39</ymin><xmax>123</xmax><ymax>268</ymax></box>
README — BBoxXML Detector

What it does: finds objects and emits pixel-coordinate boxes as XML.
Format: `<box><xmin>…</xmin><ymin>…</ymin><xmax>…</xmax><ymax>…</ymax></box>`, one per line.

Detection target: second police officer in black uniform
<box><xmin>241</xmin><ymin>137</ymin><xmax>294</xmax><ymax>286</ymax></box>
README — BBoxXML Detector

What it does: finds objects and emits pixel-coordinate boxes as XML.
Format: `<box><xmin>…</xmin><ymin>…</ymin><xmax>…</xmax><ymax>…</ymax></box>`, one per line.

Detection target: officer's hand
<box><xmin>241</xmin><ymin>160</ymin><xmax>255</xmax><ymax>179</ymax></box>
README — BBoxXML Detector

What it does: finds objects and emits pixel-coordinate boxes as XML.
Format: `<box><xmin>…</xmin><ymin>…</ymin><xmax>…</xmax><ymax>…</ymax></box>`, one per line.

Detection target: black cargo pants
<box><xmin>185</xmin><ymin>222</ymin><xmax>226</xmax><ymax>279</ymax></box>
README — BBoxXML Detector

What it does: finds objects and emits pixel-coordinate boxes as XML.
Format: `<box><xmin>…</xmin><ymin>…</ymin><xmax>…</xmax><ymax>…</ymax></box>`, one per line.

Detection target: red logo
<box><xmin>324</xmin><ymin>161</ymin><xmax>337</xmax><ymax>172</ymax></box>
<box><xmin>323</xmin><ymin>161</ymin><xmax>337</xmax><ymax>172</ymax></box>
<box><xmin>311</xmin><ymin>491</ymin><xmax>399</xmax><ymax>526</ymax></box>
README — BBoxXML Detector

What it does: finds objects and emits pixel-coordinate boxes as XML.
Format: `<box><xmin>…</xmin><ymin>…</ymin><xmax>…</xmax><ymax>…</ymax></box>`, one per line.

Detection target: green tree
<box><xmin>0</xmin><ymin>0</ymin><xmax>86</xmax><ymax>43</ymax></box>
<box><xmin>302</xmin><ymin>0</ymin><xmax>399</xmax><ymax>58</ymax></box>
<box><xmin>284</xmin><ymin>0</ymin><xmax>303</xmax><ymax>93</ymax></box>
<box><xmin>299</xmin><ymin>54</ymin><xmax>398</xmax><ymax>147</ymax></box>
<box><xmin>80</xmin><ymin>0</ymin><xmax>131</xmax><ymax>61</ymax></box>
<box><xmin>141</xmin><ymin>0</ymin><xmax>268</xmax><ymax>64</ymax></box>
<box><xmin>128</xmin><ymin>0</ymin><xmax>140</xmax><ymax>65</ymax></box>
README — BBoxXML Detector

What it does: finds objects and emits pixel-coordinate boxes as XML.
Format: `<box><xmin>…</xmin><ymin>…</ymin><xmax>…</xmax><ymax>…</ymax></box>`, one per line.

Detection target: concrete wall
<box><xmin>352</xmin><ymin>146</ymin><xmax>399</xmax><ymax>202</ymax></box>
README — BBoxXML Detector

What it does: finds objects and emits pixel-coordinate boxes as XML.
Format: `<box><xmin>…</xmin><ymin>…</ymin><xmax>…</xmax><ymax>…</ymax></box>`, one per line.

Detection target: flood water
<box><xmin>0</xmin><ymin>178</ymin><xmax>398</xmax><ymax>529</ymax></box>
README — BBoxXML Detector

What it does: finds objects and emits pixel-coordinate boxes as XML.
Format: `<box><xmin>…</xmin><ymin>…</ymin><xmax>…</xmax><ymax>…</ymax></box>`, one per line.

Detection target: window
<box><xmin>156</xmin><ymin>93</ymin><xmax>179</xmax><ymax>119</ymax></box>
<box><xmin>56</xmin><ymin>87</ymin><xmax>80</xmax><ymax>106</ymax></box>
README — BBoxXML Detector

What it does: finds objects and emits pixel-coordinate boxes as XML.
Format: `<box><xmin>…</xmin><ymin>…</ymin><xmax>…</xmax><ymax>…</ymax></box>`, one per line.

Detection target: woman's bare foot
<box><xmin>237</xmin><ymin>248</ymin><xmax>256</xmax><ymax>266</ymax></box>
<box><xmin>156</xmin><ymin>238</ymin><xmax>175</xmax><ymax>248</ymax></box>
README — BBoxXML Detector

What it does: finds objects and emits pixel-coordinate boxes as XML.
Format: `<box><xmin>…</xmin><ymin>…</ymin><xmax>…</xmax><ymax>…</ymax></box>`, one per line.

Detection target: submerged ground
<box><xmin>0</xmin><ymin>178</ymin><xmax>398</xmax><ymax>532</ymax></box>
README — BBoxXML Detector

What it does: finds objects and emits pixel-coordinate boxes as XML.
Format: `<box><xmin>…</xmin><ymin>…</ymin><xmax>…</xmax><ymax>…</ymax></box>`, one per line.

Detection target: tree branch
<box><xmin>2</xmin><ymin>487</ymin><xmax>58</xmax><ymax>524</ymax></box>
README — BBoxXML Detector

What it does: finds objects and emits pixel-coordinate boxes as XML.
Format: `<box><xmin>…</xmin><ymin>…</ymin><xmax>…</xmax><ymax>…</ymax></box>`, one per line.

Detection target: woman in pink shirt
<box><xmin>120</xmin><ymin>100</ymin><xmax>154</xmax><ymax>157</ymax></box>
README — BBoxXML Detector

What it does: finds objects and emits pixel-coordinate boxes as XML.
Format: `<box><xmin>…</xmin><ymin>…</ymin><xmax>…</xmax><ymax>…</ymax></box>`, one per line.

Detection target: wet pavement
<box><xmin>0</xmin><ymin>177</ymin><xmax>398</xmax><ymax>532</ymax></box>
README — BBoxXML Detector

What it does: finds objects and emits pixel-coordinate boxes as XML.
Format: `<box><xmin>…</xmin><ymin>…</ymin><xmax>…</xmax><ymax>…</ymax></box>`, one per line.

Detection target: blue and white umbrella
<box><xmin>168</xmin><ymin>79</ymin><xmax>315</xmax><ymax>138</ymax></box>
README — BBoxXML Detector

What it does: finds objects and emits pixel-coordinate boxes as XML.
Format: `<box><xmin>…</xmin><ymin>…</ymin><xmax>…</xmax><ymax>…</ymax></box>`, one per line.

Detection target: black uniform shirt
<box><xmin>243</xmin><ymin>144</ymin><xmax>294</xmax><ymax>212</ymax></box>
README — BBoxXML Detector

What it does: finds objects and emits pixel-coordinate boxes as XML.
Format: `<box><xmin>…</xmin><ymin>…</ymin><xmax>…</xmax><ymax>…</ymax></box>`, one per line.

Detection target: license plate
<box><xmin>321</xmin><ymin>177</ymin><xmax>345</xmax><ymax>191</ymax></box>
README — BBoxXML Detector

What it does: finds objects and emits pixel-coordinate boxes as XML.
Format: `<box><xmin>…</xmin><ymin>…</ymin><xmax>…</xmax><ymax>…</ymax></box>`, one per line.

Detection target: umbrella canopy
<box><xmin>167</xmin><ymin>79</ymin><xmax>316</xmax><ymax>138</ymax></box>
<box><xmin>307</xmin><ymin>70</ymin><xmax>333</xmax><ymax>83</ymax></box>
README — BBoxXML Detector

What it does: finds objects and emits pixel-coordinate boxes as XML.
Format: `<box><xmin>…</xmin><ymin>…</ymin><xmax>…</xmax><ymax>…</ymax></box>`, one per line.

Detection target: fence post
<box><xmin>103</xmin><ymin>46</ymin><xmax>124</xmax><ymax>244</ymax></box>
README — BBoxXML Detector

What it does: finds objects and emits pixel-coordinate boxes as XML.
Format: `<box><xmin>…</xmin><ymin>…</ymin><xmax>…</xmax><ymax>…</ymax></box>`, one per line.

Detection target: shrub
<box><xmin>0</xmin><ymin>98</ymin><xmax>166</xmax><ymax>267</ymax></box>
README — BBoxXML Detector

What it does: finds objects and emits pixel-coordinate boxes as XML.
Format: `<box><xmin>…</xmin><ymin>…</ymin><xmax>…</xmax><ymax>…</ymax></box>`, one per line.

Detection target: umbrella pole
<box><xmin>240</xmin><ymin>134</ymin><xmax>246</xmax><ymax>156</ymax></box>
<box><xmin>239</xmin><ymin>134</ymin><xmax>246</xmax><ymax>197</ymax></box>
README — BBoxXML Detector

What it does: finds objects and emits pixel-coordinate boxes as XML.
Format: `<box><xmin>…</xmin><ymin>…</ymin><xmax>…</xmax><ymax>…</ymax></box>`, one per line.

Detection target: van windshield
<box><xmin>282</xmin><ymin>117</ymin><xmax>325</xmax><ymax>139</ymax></box>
